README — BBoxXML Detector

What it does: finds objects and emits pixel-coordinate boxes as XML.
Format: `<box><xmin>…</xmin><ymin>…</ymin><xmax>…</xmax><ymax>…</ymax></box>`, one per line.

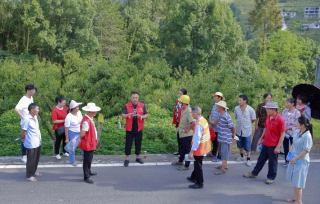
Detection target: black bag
<box><xmin>56</xmin><ymin>126</ymin><xmax>65</xmax><ymax>137</ymax></box>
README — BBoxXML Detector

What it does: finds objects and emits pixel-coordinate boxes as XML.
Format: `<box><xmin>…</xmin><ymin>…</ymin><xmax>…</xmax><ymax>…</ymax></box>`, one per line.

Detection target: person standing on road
<box><xmin>21</xmin><ymin>103</ymin><xmax>42</xmax><ymax>182</ymax></box>
<box><xmin>122</xmin><ymin>91</ymin><xmax>149</xmax><ymax>167</ymax></box>
<box><xmin>187</xmin><ymin>106</ymin><xmax>211</xmax><ymax>189</ymax></box>
<box><xmin>285</xmin><ymin>116</ymin><xmax>313</xmax><ymax>204</ymax></box>
<box><xmin>295</xmin><ymin>94</ymin><xmax>311</xmax><ymax>121</ymax></box>
<box><xmin>281</xmin><ymin>98</ymin><xmax>300</xmax><ymax>167</ymax></box>
<box><xmin>15</xmin><ymin>83</ymin><xmax>36</xmax><ymax>163</ymax></box>
<box><xmin>79</xmin><ymin>103</ymin><xmax>101</xmax><ymax>184</ymax></box>
<box><xmin>244</xmin><ymin>101</ymin><xmax>285</xmax><ymax>185</ymax></box>
<box><xmin>172</xmin><ymin>88</ymin><xmax>187</xmax><ymax>155</ymax></box>
<box><xmin>171</xmin><ymin>95</ymin><xmax>195</xmax><ymax>171</ymax></box>
<box><xmin>251</xmin><ymin>93</ymin><xmax>272</xmax><ymax>153</ymax></box>
<box><xmin>234</xmin><ymin>94</ymin><xmax>256</xmax><ymax>167</ymax></box>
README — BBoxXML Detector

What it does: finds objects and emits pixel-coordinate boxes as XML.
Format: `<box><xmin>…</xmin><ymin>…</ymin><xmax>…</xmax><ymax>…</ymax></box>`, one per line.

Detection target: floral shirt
<box><xmin>281</xmin><ymin>108</ymin><xmax>301</xmax><ymax>136</ymax></box>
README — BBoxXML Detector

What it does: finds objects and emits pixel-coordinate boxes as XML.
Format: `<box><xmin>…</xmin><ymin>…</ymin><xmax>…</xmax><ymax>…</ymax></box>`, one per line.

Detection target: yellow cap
<box><xmin>178</xmin><ymin>95</ymin><xmax>190</xmax><ymax>104</ymax></box>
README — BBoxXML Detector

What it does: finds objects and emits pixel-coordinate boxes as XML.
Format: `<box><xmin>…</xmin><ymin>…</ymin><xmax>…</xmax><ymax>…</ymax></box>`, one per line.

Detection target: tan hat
<box><xmin>82</xmin><ymin>103</ymin><xmax>101</xmax><ymax>112</ymax></box>
<box><xmin>212</xmin><ymin>92</ymin><xmax>225</xmax><ymax>100</ymax></box>
<box><xmin>69</xmin><ymin>100</ymin><xmax>82</xmax><ymax>109</ymax></box>
<box><xmin>216</xmin><ymin>101</ymin><xmax>228</xmax><ymax>110</ymax></box>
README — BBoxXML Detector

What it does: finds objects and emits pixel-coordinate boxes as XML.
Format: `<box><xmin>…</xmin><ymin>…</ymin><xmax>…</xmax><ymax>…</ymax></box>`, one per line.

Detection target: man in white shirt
<box><xmin>15</xmin><ymin>84</ymin><xmax>36</xmax><ymax>163</ymax></box>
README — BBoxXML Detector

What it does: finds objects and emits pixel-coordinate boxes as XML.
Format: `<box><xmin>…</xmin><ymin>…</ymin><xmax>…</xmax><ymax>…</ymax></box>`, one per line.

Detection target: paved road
<box><xmin>0</xmin><ymin>162</ymin><xmax>319</xmax><ymax>204</ymax></box>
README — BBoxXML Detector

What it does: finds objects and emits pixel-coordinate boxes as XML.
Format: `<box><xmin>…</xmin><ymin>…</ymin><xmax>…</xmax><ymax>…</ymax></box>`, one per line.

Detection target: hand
<box><xmin>188</xmin><ymin>152</ymin><xmax>193</xmax><ymax>160</ymax></box>
<box><xmin>232</xmin><ymin>134</ymin><xmax>235</xmax><ymax>139</ymax></box>
<box><xmin>65</xmin><ymin>139</ymin><xmax>69</xmax><ymax>143</ymax></box>
<box><xmin>274</xmin><ymin>147</ymin><xmax>281</xmax><ymax>154</ymax></box>
<box><xmin>183</xmin><ymin>128</ymin><xmax>189</xmax><ymax>133</ymax></box>
<box><xmin>255</xmin><ymin>125</ymin><xmax>258</xmax><ymax>131</ymax></box>
<box><xmin>257</xmin><ymin>138</ymin><xmax>262</xmax><ymax>146</ymax></box>
<box><xmin>289</xmin><ymin>157</ymin><xmax>296</xmax><ymax>164</ymax></box>
<box><xmin>127</xmin><ymin>113</ymin><xmax>133</xmax><ymax>118</ymax></box>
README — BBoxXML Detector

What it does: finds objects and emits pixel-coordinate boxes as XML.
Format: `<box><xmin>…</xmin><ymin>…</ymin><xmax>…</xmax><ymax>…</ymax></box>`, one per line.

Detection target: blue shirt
<box><xmin>21</xmin><ymin>114</ymin><xmax>42</xmax><ymax>149</ymax></box>
<box><xmin>210</xmin><ymin>104</ymin><xmax>220</xmax><ymax>132</ymax></box>
<box><xmin>191</xmin><ymin>117</ymin><xmax>204</xmax><ymax>151</ymax></box>
<box><xmin>216</xmin><ymin>112</ymin><xmax>234</xmax><ymax>144</ymax></box>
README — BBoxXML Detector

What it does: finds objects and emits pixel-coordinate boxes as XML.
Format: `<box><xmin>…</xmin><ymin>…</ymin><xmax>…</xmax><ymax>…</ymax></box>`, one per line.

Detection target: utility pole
<box><xmin>315</xmin><ymin>58</ymin><xmax>320</xmax><ymax>87</ymax></box>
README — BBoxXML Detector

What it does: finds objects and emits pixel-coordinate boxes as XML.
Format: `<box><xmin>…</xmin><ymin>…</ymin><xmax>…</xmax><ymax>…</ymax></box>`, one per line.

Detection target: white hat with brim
<box><xmin>263</xmin><ymin>101</ymin><xmax>279</xmax><ymax>109</ymax></box>
<box><xmin>82</xmin><ymin>103</ymin><xmax>101</xmax><ymax>112</ymax></box>
<box><xmin>69</xmin><ymin>100</ymin><xmax>83</xmax><ymax>109</ymax></box>
<box><xmin>216</xmin><ymin>101</ymin><xmax>228</xmax><ymax>110</ymax></box>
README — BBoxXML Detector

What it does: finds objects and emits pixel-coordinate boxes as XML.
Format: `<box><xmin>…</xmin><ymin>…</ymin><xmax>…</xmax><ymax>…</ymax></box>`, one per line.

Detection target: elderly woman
<box><xmin>281</xmin><ymin>98</ymin><xmax>300</xmax><ymax>167</ymax></box>
<box><xmin>295</xmin><ymin>94</ymin><xmax>311</xmax><ymax>121</ymax></box>
<box><xmin>285</xmin><ymin>116</ymin><xmax>313</xmax><ymax>204</ymax></box>
<box><xmin>64</xmin><ymin>100</ymin><xmax>83</xmax><ymax>166</ymax></box>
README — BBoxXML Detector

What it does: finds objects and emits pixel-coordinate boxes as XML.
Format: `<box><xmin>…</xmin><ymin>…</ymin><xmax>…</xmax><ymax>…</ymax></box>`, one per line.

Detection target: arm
<box><xmin>183</xmin><ymin>121</ymin><xmax>195</xmax><ymax>133</ymax></box>
<box><xmin>21</xmin><ymin>130</ymin><xmax>27</xmax><ymax>139</ymax></box>
<box><xmin>65</xmin><ymin>127</ymin><xmax>69</xmax><ymax>142</ymax></box>
<box><xmin>189</xmin><ymin>124</ymin><xmax>203</xmax><ymax>159</ymax></box>
<box><xmin>231</xmin><ymin>127</ymin><xmax>235</xmax><ymax>139</ymax></box>
<box><xmin>80</xmin><ymin>130</ymin><xmax>86</xmax><ymax>138</ymax></box>
<box><xmin>209</xmin><ymin>113</ymin><xmax>213</xmax><ymax>126</ymax></box>
<box><xmin>15</xmin><ymin>108</ymin><xmax>24</xmax><ymax>119</ymax></box>
<box><xmin>53</xmin><ymin>120</ymin><xmax>65</xmax><ymax>124</ymax></box>
<box><xmin>121</xmin><ymin>105</ymin><xmax>132</xmax><ymax>119</ymax></box>
<box><xmin>274</xmin><ymin>132</ymin><xmax>285</xmax><ymax>154</ymax></box>
<box><xmin>257</xmin><ymin>128</ymin><xmax>266</xmax><ymax>145</ymax></box>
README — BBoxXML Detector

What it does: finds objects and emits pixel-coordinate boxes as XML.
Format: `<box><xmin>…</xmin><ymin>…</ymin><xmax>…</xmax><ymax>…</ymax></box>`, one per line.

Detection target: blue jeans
<box><xmin>252</xmin><ymin>146</ymin><xmax>278</xmax><ymax>180</ymax></box>
<box><xmin>68</xmin><ymin>130</ymin><xmax>81</xmax><ymax>163</ymax></box>
<box><xmin>21</xmin><ymin>141</ymin><xmax>26</xmax><ymax>156</ymax></box>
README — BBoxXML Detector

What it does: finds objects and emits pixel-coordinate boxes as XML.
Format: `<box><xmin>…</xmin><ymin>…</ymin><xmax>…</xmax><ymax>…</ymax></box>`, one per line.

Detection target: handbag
<box><xmin>56</xmin><ymin>126</ymin><xmax>65</xmax><ymax>137</ymax></box>
<box><xmin>64</xmin><ymin>136</ymin><xmax>80</xmax><ymax>153</ymax></box>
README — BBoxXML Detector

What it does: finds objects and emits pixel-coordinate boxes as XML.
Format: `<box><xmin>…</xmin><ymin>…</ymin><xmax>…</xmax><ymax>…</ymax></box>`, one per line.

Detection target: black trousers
<box><xmin>190</xmin><ymin>156</ymin><xmax>204</xmax><ymax>186</ymax></box>
<box><xmin>176</xmin><ymin>124</ymin><xmax>181</xmax><ymax>152</ymax></box>
<box><xmin>283</xmin><ymin>137</ymin><xmax>293</xmax><ymax>161</ymax></box>
<box><xmin>178</xmin><ymin>136</ymin><xmax>192</xmax><ymax>167</ymax></box>
<box><xmin>54</xmin><ymin>130</ymin><xmax>66</xmax><ymax>155</ymax></box>
<box><xmin>83</xmin><ymin>150</ymin><xmax>94</xmax><ymax>180</ymax></box>
<box><xmin>26</xmin><ymin>146</ymin><xmax>41</xmax><ymax>178</ymax></box>
<box><xmin>125</xmin><ymin>131</ymin><xmax>143</xmax><ymax>156</ymax></box>
<box><xmin>212</xmin><ymin>132</ymin><xmax>221</xmax><ymax>158</ymax></box>
<box><xmin>252</xmin><ymin>146</ymin><xmax>278</xmax><ymax>180</ymax></box>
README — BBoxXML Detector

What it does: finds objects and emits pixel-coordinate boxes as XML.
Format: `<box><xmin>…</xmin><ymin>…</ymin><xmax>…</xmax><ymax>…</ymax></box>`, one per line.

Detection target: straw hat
<box><xmin>69</xmin><ymin>100</ymin><xmax>82</xmax><ymax>109</ymax></box>
<box><xmin>216</xmin><ymin>101</ymin><xmax>228</xmax><ymax>110</ymax></box>
<box><xmin>263</xmin><ymin>101</ymin><xmax>279</xmax><ymax>109</ymax></box>
<box><xmin>82</xmin><ymin>103</ymin><xmax>101</xmax><ymax>112</ymax></box>
<box><xmin>212</xmin><ymin>92</ymin><xmax>225</xmax><ymax>100</ymax></box>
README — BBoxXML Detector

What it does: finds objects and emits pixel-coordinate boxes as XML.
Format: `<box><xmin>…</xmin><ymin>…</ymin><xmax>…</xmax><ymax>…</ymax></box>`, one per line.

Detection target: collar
<box><xmin>26</xmin><ymin>114</ymin><xmax>37</xmax><ymax>120</ymax></box>
<box><xmin>85</xmin><ymin>114</ymin><xmax>94</xmax><ymax>121</ymax></box>
<box><xmin>270</xmin><ymin>113</ymin><xmax>279</xmax><ymax>120</ymax></box>
<box><xmin>196</xmin><ymin>116</ymin><xmax>203</xmax><ymax>123</ymax></box>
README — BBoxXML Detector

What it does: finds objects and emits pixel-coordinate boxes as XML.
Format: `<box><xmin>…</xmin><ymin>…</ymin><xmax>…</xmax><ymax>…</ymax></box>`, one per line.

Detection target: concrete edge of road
<box><xmin>1</xmin><ymin>159</ymin><xmax>320</xmax><ymax>169</ymax></box>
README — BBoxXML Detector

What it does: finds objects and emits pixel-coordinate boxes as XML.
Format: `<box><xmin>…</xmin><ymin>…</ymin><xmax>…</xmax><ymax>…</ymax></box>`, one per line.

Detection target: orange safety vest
<box><xmin>192</xmin><ymin>117</ymin><xmax>211</xmax><ymax>156</ymax></box>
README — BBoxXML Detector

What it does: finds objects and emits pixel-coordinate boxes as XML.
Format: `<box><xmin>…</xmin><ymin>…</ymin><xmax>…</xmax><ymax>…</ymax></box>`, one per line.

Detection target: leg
<box><xmin>54</xmin><ymin>131</ymin><xmax>62</xmax><ymax>155</ymax></box>
<box><xmin>251</xmin><ymin>145</ymin><xmax>269</xmax><ymax>176</ymax></box>
<box><xmin>283</xmin><ymin>137</ymin><xmax>289</xmax><ymax>161</ymax></box>
<box><xmin>176</xmin><ymin>125</ymin><xmax>181</xmax><ymax>153</ymax></box>
<box><xmin>62</xmin><ymin>133</ymin><xmax>67</xmax><ymax>154</ymax></box>
<box><xmin>251</xmin><ymin>128</ymin><xmax>263</xmax><ymax>152</ymax></box>
<box><xmin>267</xmin><ymin>146</ymin><xmax>278</xmax><ymax>180</ymax></box>
<box><xmin>26</xmin><ymin>148</ymin><xmax>37</xmax><ymax>178</ymax></box>
<box><xmin>21</xmin><ymin>141</ymin><xmax>26</xmax><ymax>156</ymax></box>
<box><xmin>194</xmin><ymin>156</ymin><xmax>204</xmax><ymax>185</ymax></box>
<box><xmin>125</xmin><ymin>131</ymin><xmax>134</xmax><ymax>160</ymax></box>
<box><xmin>294</xmin><ymin>187</ymin><xmax>302</xmax><ymax>204</ymax></box>
<box><xmin>87</xmin><ymin>151</ymin><xmax>94</xmax><ymax>174</ymax></box>
<box><xmin>68</xmin><ymin>131</ymin><xmax>76</xmax><ymax>163</ymax></box>
<box><xmin>83</xmin><ymin>150</ymin><xmax>93</xmax><ymax>180</ymax></box>
<box><xmin>34</xmin><ymin>146</ymin><xmax>41</xmax><ymax>174</ymax></box>
<box><xmin>178</xmin><ymin>137</ymin><xmax>185</xmax><ymax>163</ymax></box>
<box><xmin>212</xmin><ymin>133</ymin><xmax>219</xmax><ymax>156</ymax></box>
<box><xmin>134</xmin><ymin>131</ymin><xmax>143</xmax><ymax>158</ymax></box>
<box><xmin>182</xmin><ymin>136</ymin><xmax>192</xmax><ymax>167</ymax></box>
<box><xmin>245</xmin><ymin>136</ymin><xmax>251</xmax><ymax>160</ymax></box>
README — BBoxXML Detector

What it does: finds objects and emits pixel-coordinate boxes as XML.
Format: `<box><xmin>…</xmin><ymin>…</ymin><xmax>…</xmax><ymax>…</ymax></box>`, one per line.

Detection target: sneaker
<box><xmin>177</xmin><ymin>166</ymin><xmax>190</xmax><ymax>171</ymax></box>
<box><xmin>281</xmin><ymin>161</ymin><xmax>289</xmax><ymax>167</ymax></box>
<box><xmin>237</xmin><ymin>156</ymin><xmax>246</xmax><ymax>162</ymax></box>
<box><xmin>71</xmin><ymin>162</ymin><xmax>77</xmax><ymax>167</ymax></box>
<box><xmin>136</xmin><ymin>158</ymin><xmax>144</xmax><ymax>164</ymax></box>
<box><xmin>212</xmin><ymin>157</ymin><xmax>221</xmax><ymax>162</ymax></box>
<box><xmin>124</xmin><ymin>160</ymin><xmax>129</xmax><ymax>167</ymax></box>
<box><xmin>188</xmin><ymin>184</ymin><xmax>204</xmax><ymax>189</ymax></box>
<box><xmin>21</xmin><ymin>155</ymin><xmax>27</xmax><ymax>164</ymax></box>
<box><xmin>84</xmin><ymin>178</ymin><xmax>94</xmax><ymax>184</ymax></box>
<box><xmin>265</xmin><ymin>179</ymin><xmax>274</xmax><ymax>184</ymax></box>
<box><xmin>246</xmin><ymin>160</ymin><xmax>252</xmax><ymax>167</ymax></box>
<box><xmin>63</xmin><ymin>153</ymin><xmax>69</xmax><ymax>157</ymax></box>
<box><xmin>171</xmin><ymin>161</ymin><xmax>183</xmax><ymax>166</ymax></box>
<box><xmin>55</xmin><ymin>154</ymin><xmax>61</xmax><ymax>160</ymax></box>
<box><xmin>243</xmin><ymin>172</ymin><xmax>256</xmax><ymax>178</ymax></box>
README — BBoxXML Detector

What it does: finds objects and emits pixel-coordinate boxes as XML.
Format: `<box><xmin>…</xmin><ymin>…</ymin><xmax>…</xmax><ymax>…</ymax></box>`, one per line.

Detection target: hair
<box><xmin>179</xmin><ymin>88</ymin><xmax>187</xmax><ymax>95</ymax></box>
<box><xmin>286</xmin><ymin>98</ymin><xmax>295</xmax><ymax>104</ymax></box>
<box><xmin>263</xmin><ymin>92</ymin><xmax>272</xmax><ymax>99</ymax></box>
<box><xmin>131</xmin><ymin>91</ymin><xmax>139</xmax><ymax>96</ymax></box>
<box><xmin>239</xmin><ymin>94</ymin><xmax>248</xmax><ymax>103</ymax></box>
<box><xmin>25</xmin><ymin>84</ymin><xmax>35</xmax><ymax>92</ymax></box>
<box><xmin>191</xmin><ymin>106</ymin><xmax>202</xmax><ymax>115</ymax></box>
<box><xmin>297</xmin><ymin>94</ymin><xmax>308</xmax><ymax>104</ymax></box>
<box><xmin>55</xmin><ymin>96</ymin><xmax>66</xmax><ymax>104</ymax></box>
<box><xmin>297</xmin><ymin>116</ymin><xmax>313</xmax><ymax>137</ymax></box>
<box><xmin>28</xmin><ymin>103</ymin><xmax>38</xmax><ymax>111</ymax></box>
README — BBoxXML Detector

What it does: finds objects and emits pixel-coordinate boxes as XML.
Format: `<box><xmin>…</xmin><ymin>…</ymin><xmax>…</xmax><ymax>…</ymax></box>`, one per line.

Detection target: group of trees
<box><xmin>0</xmin><ymin>0</ymin><xmax>319</xmax><ymax>138</ymax></box>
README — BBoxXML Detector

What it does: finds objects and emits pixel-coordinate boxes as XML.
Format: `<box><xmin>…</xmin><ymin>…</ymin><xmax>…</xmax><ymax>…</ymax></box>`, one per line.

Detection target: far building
<box><xmin>304</xmin><ymin>7</ymin><xmax>320</xmax><ymax>18</ymax></box>
<box><xmin>281</xmin><ymin>12</ymin><xmax>296</xmax><ymax>18</ymax></box>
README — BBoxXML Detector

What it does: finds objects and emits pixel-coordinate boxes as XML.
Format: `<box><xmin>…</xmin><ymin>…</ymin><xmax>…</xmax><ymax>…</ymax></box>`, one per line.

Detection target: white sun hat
<box><xmin>82</xmin><ymin>103</ymin><xmax>101</xmax><ymax>112</ymax></box>
<box><xmin>69</xmin><ymin>100</ymin><xmax>83</xmax><ymax>109</ymax></box>
<box><xmin>215</xmin><ymin>101</ymin><xmax>229</xmax><ymax>110</ymax></box>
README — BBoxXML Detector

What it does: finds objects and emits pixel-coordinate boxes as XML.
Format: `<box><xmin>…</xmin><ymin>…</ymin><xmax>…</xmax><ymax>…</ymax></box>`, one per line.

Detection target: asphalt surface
<box><xmin>0</xmin><ymin>162</ymin><xmax>319</xmax><ymax>204</ymax></box>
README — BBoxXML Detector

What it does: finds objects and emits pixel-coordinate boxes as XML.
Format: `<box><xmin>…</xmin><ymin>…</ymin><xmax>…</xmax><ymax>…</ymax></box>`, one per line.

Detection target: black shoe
<box><xmin>90</xmin><ymin>172</ymin><xmax>97</xmax><ymax>176</ymax></box>
<box><xmin>186</xmin><ymin>177</ymin><xmax>196</xmax><ymax>183</ymax></box>
<box><xmin>124</xmin><ymin>160</ymin><xmax>129</xmax><ymax>167</ymax></box>
<box><xmin>84</xmin><ymin>179</ymin><xmax>94</xmax><ymax>184</ymax></box>
<box><xmin>136</xmin><ymin>158</ymin><xmax>144</xmax><ymax>164</ymax></box>
<box><xmin>188</xmin><ymin>184</ymin><xmax>203</xmax><ymax>189</ymax></box>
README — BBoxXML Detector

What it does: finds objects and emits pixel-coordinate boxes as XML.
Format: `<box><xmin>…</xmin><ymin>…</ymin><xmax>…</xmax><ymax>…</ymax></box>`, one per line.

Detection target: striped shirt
<box><xmin>216</xmin><ymin>112</ymin><xmax>234</xmax><ymax>144</ymax></box>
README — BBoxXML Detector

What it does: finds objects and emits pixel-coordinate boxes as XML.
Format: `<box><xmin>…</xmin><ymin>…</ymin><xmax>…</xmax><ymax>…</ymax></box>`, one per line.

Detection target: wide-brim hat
<box><xmin>212</xmin><ymin>92</ymin><xmax>225</xmax><ymax>100</ymax></box>
<box><xmin>263</xmin><ymin>101</ymin><xmax>279</xmax><ymax>109</ymax></box>
<box><xmin>69</xmin><ymin>100</ymin><xmax>82</xmax><ymax>109</ymax></box>
<box><xmin>82</xmin><ymin>103</ymin><xmax>101</xmax><ymax>112</ymax></box>
<box><xmin>216</xmin><ymin>101</ymin><xmax>228</xmax><ymax>109</ymax></box>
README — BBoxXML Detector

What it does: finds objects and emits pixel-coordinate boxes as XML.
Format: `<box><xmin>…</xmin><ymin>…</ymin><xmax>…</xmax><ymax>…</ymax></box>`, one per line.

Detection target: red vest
<box><xmin>192</xmin><ymin>118</ymin><xmax>211</xmax><ymax>156</ymax></box>
<box><xmin>172</xmin><ymin>100</ymin><xmax>182</xmax><ymax>125</ymax></box>
<box><xmin>125</xmin><ymin>102</ymin><xmax>145</xmax><ymax>132</ymax></box>
<box><xmin>78</xmin><ymin>115</ymin><xmax>99</xmax><ymax>151</ymax></box>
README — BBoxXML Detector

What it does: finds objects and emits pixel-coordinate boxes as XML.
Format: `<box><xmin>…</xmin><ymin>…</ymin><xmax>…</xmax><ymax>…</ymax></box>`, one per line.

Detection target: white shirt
<box><xmin>15</xmin><ymin>96</ymin><xmax>34</xmax><ymax>124</ymax></box>
<box><xmin>64</xmin><ymin>111</ymin><xmax>83</xmax><ymax>132</ymax></box>
<box><xmin>21</xmin><ymin>114</ymin><xmax>41</xmax><ymax>149</ymax></box>
<box><xmin>82</xmin><ymin>114</ymin><xmax>98</xmax><ymax>139</ymax></box>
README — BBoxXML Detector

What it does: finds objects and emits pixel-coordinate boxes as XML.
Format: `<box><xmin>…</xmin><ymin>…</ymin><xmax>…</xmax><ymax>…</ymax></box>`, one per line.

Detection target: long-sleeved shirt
<box><xmin>191</xmin><ymin>117</ymin><xmax>204</xmax><ymax>151</ymax></box>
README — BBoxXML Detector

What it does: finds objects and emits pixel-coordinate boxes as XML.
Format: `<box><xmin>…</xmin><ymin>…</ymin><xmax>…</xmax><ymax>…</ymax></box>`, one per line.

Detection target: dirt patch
<box><xmin>312</xmin><ymin>138</ymin><xmax>320</xmax><ymax>150</ymax></box>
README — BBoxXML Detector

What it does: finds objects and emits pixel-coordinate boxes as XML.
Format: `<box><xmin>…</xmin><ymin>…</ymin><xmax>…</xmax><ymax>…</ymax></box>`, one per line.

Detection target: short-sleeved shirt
<box><xmin>82</xmin><ymin>114</ymin><xmax>98</xmax><ymax>139</ymax></box>
<box><xmin>123</xmin><ymin>104</ymin><xmax>148</xmax><ymax>133</ymax></box>
<box><xmin>256</xmin><ymin>103</ymin><xmax>267</xmax><ymax>128</ymax></box>
<box><xmin>15</xmin><ymin>96</ymin><xmax>34</xmax><ymax>124</ymax></box>
<box><xmin>51</xmin><ymin>106</ymin><xmax>68</xmax><ymax>130</ymax></box>
<box><xmin>210</xmin><ymin>104</ymin><xmax>220</xmax><ymax>132</ymax></box>
<box><xmin>178</xmin><ymin>107</ymin><xmax>195</xmax><ymax>137</ymax></box>
<box><xmin>234</xmin><ymin>105</ymin><xmax>256</xmax><ymax>137</ymax></box>
<box><xmin>64</xmin><ymin>111</ymin><xmax>83</xmax><ymax>132</ymax></box>
<box><xmin>21</xmin><ymin>114</ymin><xmax>41</xmax><ymax>149</ymax></box>
<box><xmin>216</xmin><ymin>112</ymin><xmax>234</xmax><ymax>144</ymax></box>
<box><xmin>264</xmin><ymin>113</ymin><xmax>286</xmax><ymax>147</ymax></box>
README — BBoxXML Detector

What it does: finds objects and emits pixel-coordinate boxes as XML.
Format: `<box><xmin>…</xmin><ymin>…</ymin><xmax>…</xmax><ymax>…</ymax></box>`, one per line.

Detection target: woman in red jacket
<box><xmin>173</xmin><ymin>88</ymin><xmax>187</xmax><ymax>155</ymax></box>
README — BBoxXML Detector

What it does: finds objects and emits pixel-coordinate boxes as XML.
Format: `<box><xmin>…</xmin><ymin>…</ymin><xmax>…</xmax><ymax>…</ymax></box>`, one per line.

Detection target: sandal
<box><xmin>34</xmin><ymin>172</ymin><xmax>42</xmax><ymax>177</ymax></box>
<box><xmin>214</xmin><ymin>170</ymin><xmax>226</xmax><ymax>175</ymax></box>
<box><xmin>285</xmin><ymin>198</ymin><xmax>296</xmax><ymax>202</ymax></box>
<box><xmin>26</xmin><ymin>176</ymin><xmax>37</xmax><ymax>182</ymax></box>
<box><xmin>215</xmin><ymin>166</ymin><xmax>228</xmax><ymax>170</ymax></box>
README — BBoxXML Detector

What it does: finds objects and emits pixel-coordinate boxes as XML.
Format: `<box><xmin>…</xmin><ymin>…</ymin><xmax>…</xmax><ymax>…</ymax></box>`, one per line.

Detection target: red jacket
<box><xmin>172</xmin><ymin>100</ymin><xmax>182</xmax><ymax>125</ymax></box>
<box><xmin>78</xmin><ymin>115</ymin><xmax>99</xmax><ymax>151</ymax></box>
<box><xmin>125</xmin><ymin>102</ymin><xmax>145</xmax><ymax>132</ymax></box>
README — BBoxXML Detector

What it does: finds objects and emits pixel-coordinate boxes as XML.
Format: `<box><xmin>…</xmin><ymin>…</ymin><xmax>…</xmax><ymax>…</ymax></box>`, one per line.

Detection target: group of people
<box><xmin>171</xmin><ymin>88</ymin><xmax>313</xmax><ymax>203</ymax></box>
<box><xmin>14</xmin><ymin>84</ymin><xmax>313</xmax><ymax>203</ymax></box>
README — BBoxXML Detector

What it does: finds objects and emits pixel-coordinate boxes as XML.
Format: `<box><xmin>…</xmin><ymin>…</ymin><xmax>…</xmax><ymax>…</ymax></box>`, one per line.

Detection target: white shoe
<box><xmin>246</xmin><ymin>160</ymin><xmax>252</xmax><ymax>167</ymax></box>
<box><xmin>236</xmin><ymin>156</ymin><xmax>243</xmax><ymax>162</ymax></box>
<box><xmin>63</xmin><ymin>153</ymin><xmax>69</xmax><ymax>157</ymax></box>
<box><xmin>21</xmin><ymin>155</ymin><xmax>27</xmax><ymax>163</ymax></box>
<box><xmin>55</xmin><ymin>154</ymin><xmax>61</xmax><ymax>160</ymax></box>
